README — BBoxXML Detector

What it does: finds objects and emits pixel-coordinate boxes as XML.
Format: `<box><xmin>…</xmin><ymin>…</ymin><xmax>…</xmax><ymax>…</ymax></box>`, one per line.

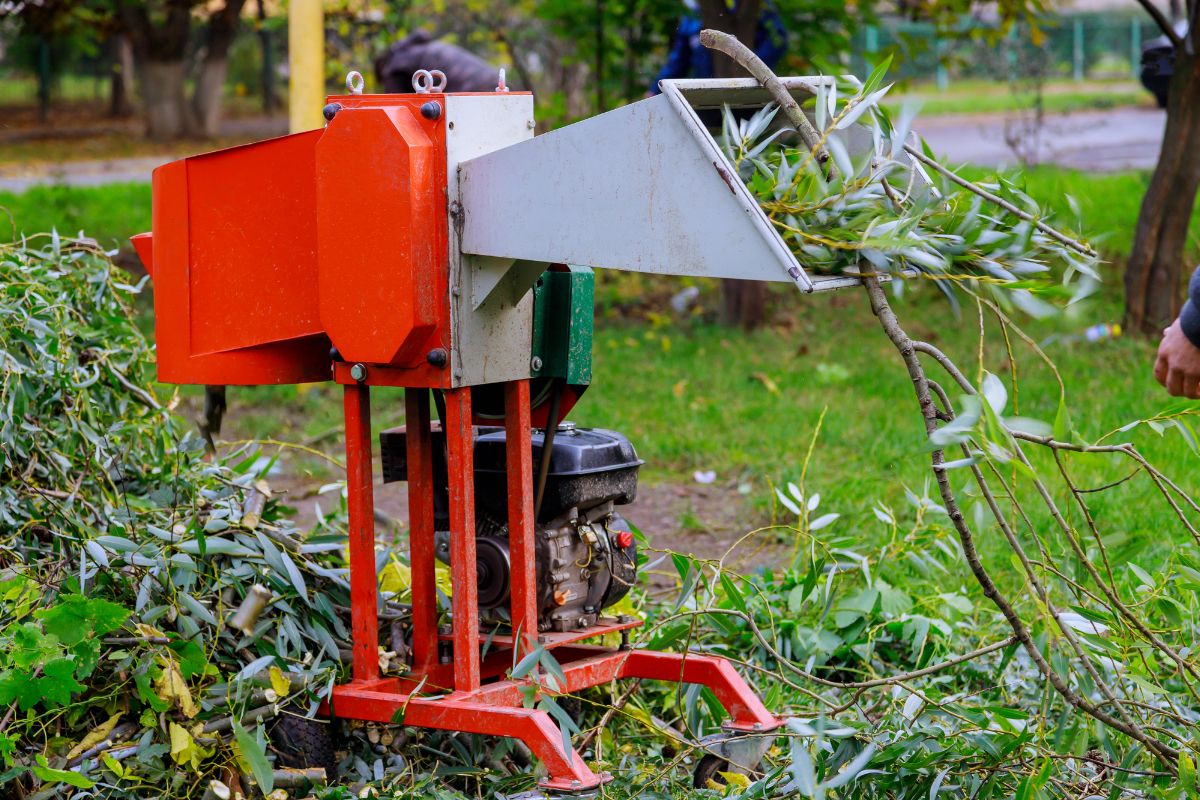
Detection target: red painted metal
<box><xmin>504</xmin><ymin>380</ymin><xmax>538</xmax><ymax>657</ymax></box>
<box><xmin>142</xmin><ymin>152</ymin><xmax>331</xmax><ymax>386</ymax></box>
<box><xmin>316</xmin><ymin>102</ymin><xmax>448</xmax><ymax>367</ymax></box>
<box><xmin>444</xmin><ymin>387</ymin><xmax>480</xmax><ymax>691</ymax></box>
<box><xmin>330</xmin><ymin>639</ymin><xmax>781</xmax><ymax>790</ymax></box>
<box><xmin>344</xmin><ymin>383</ymin><xmax>380</xmax><ymax>682</ymax></box>
<box><xmin>405</xmin><ymin>389</ymin><xmax>439</xmax><ymax>675</ymax></box>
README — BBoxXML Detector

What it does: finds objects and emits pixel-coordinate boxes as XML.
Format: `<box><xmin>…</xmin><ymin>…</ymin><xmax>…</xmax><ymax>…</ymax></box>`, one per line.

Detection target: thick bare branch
<box><xmin>1135</xmin><ymin>0</ymin><xmax>1186</xmax><ymax>46</ymax></box>
<box><xmin>698</xmin><ymin>29</ymin><xmax>830</xmax><ymax>168</ymax></box>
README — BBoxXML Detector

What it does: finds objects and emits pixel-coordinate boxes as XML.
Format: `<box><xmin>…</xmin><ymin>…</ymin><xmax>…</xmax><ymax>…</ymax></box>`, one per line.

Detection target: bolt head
<box><xmin>349</xmin><ymin>363</ymin><xmax>368</xmax><ymax>382</ymax></box>
<box><xmin>426</xmin><ymin>348</ymin><xmax>448</xmax><ymax>367</ymax></box>
<box><xmin>322</xmin><ymin>102</ymin><xmax>343</xmax><ymax>121</ymax></box>
<box><xmin>530</xmin><ymin>356</ymin><xmax>543</xmax><ymax>371</ymax></box>
<box><xmin>420</xmin><ymin>100</ymin><xmax>442</xmax><ymax>120</ymax></box>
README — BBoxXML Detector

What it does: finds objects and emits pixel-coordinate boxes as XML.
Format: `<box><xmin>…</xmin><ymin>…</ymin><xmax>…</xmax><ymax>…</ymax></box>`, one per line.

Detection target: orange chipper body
<box><xmin>134</xmin><ymin>84</ymin><xmax>782</xmax><ymax>792</ymax></box>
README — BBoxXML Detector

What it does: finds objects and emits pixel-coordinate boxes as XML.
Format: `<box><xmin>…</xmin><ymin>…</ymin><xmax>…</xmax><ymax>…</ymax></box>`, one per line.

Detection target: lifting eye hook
<box><xmin>412</xmin><ymin>69</ymin><xmax>448</xmax><ymax>94</ymax></box>
<box><xmin>345</xmin><ymin>70</ymin><xmax>365</xmax><ymax>95</ymax></box>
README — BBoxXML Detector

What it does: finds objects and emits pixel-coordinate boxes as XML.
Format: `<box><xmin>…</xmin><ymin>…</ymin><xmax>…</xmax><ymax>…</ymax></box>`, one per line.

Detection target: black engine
<box><xmin>380</xmin><ymin>422</ymin><xmax>641</xmax><ymax>633</ymax></box>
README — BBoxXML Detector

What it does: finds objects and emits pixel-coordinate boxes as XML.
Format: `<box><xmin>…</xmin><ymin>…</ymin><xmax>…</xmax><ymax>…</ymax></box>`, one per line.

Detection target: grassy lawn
<box><xmin>891</xmin><ymin>78</ymin><xmax>1153</xmax><ymax>116</ymax></box>
<box><xmin>0</xmin><ymin>182</ymin><xmax>150</xmax><ymax>250</ymax></box>
<box><xmin>4</xmin><ymin>164</ymin><xmax>1196</xmax><ymax>563</ymax></box>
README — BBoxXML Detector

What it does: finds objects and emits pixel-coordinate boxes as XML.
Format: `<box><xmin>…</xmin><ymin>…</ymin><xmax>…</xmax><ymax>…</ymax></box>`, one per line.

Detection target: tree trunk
<box><xmin>193</xmin><ymin>57</ymin><xmax>229</xmax><ymax>138</ymax></box>
<box><xmin>719</xmin><ymin>279</ymin><xmax>769</xmax><ymax>330</ymax></box>
<box><xmin>36</xmin><ymin>37</ymin><xmax>51</xmax><ymax>123</ymax></box>
<box><xmin>192</xmin><ymin>0</ymin><xmax>245</xmax><ymax>139</ymax></box>
<box><xmin>699</xmin><ymin>0</ymin><xmax>768</xmax><ymax>329</ymax></box>
<box><xmin>140</xmin><ymin>60</ymin><xmax>192</xmax><ymax>140</ymax></box>
<box><xmin>1124</xmin><ymin>48</ymin><xmax>1200</xmax><ymax>336</ymax></box>
<box><xmin>109</xmin><ymin>33</ymin><xmax>135</xmax><ymax>118</ymax></box>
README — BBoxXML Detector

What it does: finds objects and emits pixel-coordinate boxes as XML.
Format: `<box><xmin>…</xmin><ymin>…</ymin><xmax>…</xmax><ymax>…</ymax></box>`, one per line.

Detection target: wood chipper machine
<box><xmin>131</xmin><ymin>68</ymin><xmax>871</xmax><ymax>791</ymax></box>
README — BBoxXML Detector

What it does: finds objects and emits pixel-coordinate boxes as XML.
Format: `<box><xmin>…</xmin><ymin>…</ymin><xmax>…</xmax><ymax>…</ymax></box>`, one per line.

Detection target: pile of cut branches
<box><xmin>0</xmin><ymin>236</ymin><xmax>406</xmax><ymax>799</ymax></box>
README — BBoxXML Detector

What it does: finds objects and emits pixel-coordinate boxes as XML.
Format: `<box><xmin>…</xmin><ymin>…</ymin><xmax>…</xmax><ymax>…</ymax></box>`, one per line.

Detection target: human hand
<box><xmin>1154</xmin><ymin>319</ymin><xmax>1200</xmax><ymax>398</ymax></box>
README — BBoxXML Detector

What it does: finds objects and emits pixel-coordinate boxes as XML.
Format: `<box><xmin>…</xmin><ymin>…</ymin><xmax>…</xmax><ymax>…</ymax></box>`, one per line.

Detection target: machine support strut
<box><xmin>504</xmin><ymin>379</ymin><xmax>538</xmax><ymax>656</ymax></box>
<box><xmin>445</xmin><ymin>387</ymin><xmax>480</xmax><ymax>691</ymax></box>
<box><xmin>405</xmin><ymin>389</ymin><xmax>438</xmax><ymax>674</ymax></box>
<box><xmin>344</xmin><ymin>383</ymin><xmax>380</xmax><ymax>682</ymax></box>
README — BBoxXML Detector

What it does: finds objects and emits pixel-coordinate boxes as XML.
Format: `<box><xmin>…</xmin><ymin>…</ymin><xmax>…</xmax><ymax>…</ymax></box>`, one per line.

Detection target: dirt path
<box><xmin>271</xmin><ymin>471</ymin><xmax>788</xmax><ymax>591</ymax></box>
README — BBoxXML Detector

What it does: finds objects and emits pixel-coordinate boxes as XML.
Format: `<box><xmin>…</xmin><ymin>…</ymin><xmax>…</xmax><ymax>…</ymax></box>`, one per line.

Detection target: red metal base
<box><xmin>335</xmin><ymin>378</ymin><xmax>783</xmax><ymax>790</ymax></box>
<box><xmin>331</xmin><ymin>644</ymin><xmax>784</xmax><ymax>790</ymax></box>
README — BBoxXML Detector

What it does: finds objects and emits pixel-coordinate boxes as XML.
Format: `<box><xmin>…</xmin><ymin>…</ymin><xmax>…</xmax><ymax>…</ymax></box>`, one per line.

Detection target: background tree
<box><xmin>117</xmin><ymin>0</ymin><xmax>246</xmax><ymax>140</ymax></box>
<box><xmin>1124</xmin><ymin>0</ymin><xmax>1199</xmax><ymax>335</ymax></box>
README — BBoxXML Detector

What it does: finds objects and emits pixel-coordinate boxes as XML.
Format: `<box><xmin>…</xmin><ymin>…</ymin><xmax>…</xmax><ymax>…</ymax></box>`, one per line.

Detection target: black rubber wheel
<box><xmin>270</xmin><ymin>715</ymin><xmax>338</xmax><ymax>777</ymax></box>
<box><xmin>693</xmin><ymin>753</ymin><xmax>730</xmax><ymax>789</ymax></box>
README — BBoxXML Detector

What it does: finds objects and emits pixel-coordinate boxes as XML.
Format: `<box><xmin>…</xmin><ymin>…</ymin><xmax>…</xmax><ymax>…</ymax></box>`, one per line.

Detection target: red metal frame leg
<box><xmin>619</xmin><ymin>650</ymin><xmax>781</xmax><ymax>731</ymax></box>
<box><xmin>405</xmin><ymin>389</ymin><xmax>438</xmax><ymax>675</ymax></box>
<box><xmin>444</xmin><ymin>387</ymin><xmax>480</xmax><ymax>691</ymax></box>
<box><xmin>344</xmin><ymin>383</ymin><xmax>380</xmax><ymax>682</ymax></box>
<box><xmin>504</xmin><ymin>380</ymin><xmax>538</xmax><ymax>657</ymax></box>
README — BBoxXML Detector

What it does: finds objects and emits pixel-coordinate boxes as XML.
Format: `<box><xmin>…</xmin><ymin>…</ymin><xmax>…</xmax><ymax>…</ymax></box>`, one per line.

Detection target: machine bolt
<box><xmin>350</xmin><ymin>363</ymin><xmax>368</xmax><ymax>382</ymax></box>
<box><xmin>329</xmin><ymin>346</ymin><xmax>343</xmax><ymax>362</ymax></box>
<box><xmin>322</xmin><ymin>102</ymin><xmax>343</xmax><ymax>122</ymax></box>
<box><xmin>530</xmin><ymin>356</ymin><xmax>543</xmax><ymax>371</ymax></box>
<box><xmin>426</xmin><ymin>348</ymin><xmax>448</xmax><ymax>367</ymax></box>
<box><xmin>420</xmin><ymin>101</ymin><xmax>442</xmax><ymax>120</ymax></box>
<box><xmin>752</xmin><ymin>722</ymin><xmax>763</xmax><ymax>730</ymax></box>
<box><xmin>571</xmin><ymin>781</ymin><xmax>581</xmax><ymax>788</ymax></box>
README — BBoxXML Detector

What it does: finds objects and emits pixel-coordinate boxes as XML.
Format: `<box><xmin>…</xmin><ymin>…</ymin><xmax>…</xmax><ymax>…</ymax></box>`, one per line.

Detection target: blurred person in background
<box><xmin>648</xmin><ymin>0</ymin><xmax>788</xmax><ymax>95</ymax></box>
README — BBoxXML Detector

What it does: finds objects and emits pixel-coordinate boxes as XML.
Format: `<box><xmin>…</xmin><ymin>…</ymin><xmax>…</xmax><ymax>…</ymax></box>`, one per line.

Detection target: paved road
<box><xmin>0</xmin><ymin>116</ymin><xmax>288</xmax><ymax>192</ymax></box>
<box><xmin>918</xmin><ymin>106</ymin><xmax>1166</xmax><ymax>172</ymax></box>
<box><xmin>0</xmin><ymin>106</ymin><xmax>1166</xmax><ymax>192</ymax></box>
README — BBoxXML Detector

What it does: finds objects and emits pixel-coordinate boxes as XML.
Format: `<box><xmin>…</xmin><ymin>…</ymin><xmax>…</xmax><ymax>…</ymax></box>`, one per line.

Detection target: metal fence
<box><xmin>853</xmin><ymin>12</ymin><xmax>1160</xmax><ymax>88</ymax></box>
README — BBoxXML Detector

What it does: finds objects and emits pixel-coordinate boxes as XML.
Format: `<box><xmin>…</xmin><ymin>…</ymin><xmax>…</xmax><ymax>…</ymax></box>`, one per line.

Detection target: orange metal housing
<box><xmin>136</xmin><ymin>94</ymin><xmax>450</xmax><ymax>387</ymax></box>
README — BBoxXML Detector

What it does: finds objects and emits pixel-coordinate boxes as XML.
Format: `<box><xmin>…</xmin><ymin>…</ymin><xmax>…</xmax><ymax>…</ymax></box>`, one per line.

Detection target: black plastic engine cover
<box><xmin>473</xmin><ymin>425</ymin><xmax>642</xmax><ymax>521</ymax></box>
<box><xmin>379</xmin><ymin>424</ymin><xmax>643</xmax><ymax>522</ymax></box>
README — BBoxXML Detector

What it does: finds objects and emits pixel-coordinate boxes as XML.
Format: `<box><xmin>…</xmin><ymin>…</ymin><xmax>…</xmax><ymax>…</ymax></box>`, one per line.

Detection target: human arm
<box><xmin>1154</xmin><ymin>267</ymin><xmax>1200</xmax><ymax>398</ymax></box>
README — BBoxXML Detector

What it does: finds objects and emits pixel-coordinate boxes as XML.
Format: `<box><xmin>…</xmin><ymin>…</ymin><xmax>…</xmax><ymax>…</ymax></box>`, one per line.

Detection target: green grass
<box><xmin>4</xmin><ymin>166</ymin><xmax>1195</xmax><ymax>554</ymax></box>
<box><xmin>892</xmin><ymin>78</ymin><xmax>1152</xmax><ymax>116</ymax></box>
<box><xmin>0</xmin><ymin>182</ymin><xmax>150</xmax><ymax>250</ymax></box>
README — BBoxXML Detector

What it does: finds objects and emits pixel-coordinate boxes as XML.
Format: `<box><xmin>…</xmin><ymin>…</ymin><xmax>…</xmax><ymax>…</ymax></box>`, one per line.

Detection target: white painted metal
<box><xmin>444</xmin><ymin>93</ymin><xmax>538</xmax><ymax>387</ymax></box>
<box><xmin>457</xmin><ymin>76</ymin><xmax>871</xmax><ymax>295</ymax></box>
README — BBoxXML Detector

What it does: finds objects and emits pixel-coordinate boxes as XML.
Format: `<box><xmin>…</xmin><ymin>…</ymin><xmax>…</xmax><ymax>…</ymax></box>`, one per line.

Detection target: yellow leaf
<box><xmin>672</xmin><ymin>380</ymin><xmax>687</xmax><ymax>399</ymax></box>
<box><xmin>154</xmin><ymin>656</ymin><xmax>199</xmax><ymax>719</ymax></box>
<box><xmin>378</xmin><ymin>555</ymin><xmax>412</xmax><ymax>599</ymax></box>
<box><xmin>435</xmin><ymin>560</ymin><xmax>453</xmax><ymax>597</ymax></box>
<box><xmin>169</xmin><ymin>722</ymin><xmax>208</xmax><ymax>770</ymax></box>
<box><xmin>706</xmin><ymin>778</ymin><xmax>724</xmax><ymax>790</ymax></box>
<box><xmin>135</xmin><ymin>623</ymin><xmax>167</xmax><ymax>640</ymax></box>
<box><xmin>66</xmin><ymin>712</ymin><xmax>121</xmax><ymax>760</ymax></box>
<box><xmin>751</xmin><ymin>372</ymin><xmax>779</xmax><ymax>394</ymax></box>
<box><xmin>269</xmin><ymin>666</ymin><xmax>292</xmax><ymax>698</ymax></box>
<box><xmin>101</xmin><ymin>754</ymin><xmax>124</xmax><ymax>779</ymax></box>
<box><xmin>719</xmin><ymin>771</ymin><xmax>752</xmax><ymax>790</ymax></box>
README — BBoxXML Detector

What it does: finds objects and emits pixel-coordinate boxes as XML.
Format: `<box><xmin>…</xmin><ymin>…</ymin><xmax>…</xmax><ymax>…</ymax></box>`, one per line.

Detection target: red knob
<box><xmin>615</xmin><ymin>530</ymin><xmax>633</xmax><ymax>549</ymax></box>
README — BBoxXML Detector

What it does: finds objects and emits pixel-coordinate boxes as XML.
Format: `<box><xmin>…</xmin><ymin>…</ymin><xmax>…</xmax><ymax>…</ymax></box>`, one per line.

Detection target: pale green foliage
<box><xmin>720</xmin><ymin>76</ymin><xmax>1101</xmax><ymax>317</ymax></box>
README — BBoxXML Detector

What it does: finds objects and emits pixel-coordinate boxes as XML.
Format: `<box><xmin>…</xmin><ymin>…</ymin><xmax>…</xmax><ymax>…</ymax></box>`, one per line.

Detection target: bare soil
<box><xmin>270</xmin><ymin>472</ymin><xmax>788</xmax><ymax>593</ymax></box>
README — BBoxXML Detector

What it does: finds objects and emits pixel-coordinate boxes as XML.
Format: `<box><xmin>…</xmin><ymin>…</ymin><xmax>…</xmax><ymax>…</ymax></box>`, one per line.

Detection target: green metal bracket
<box><xmin>531</xmin><ymin>266</ymin><xmax>593</xmax><ymax>386</ymax></box>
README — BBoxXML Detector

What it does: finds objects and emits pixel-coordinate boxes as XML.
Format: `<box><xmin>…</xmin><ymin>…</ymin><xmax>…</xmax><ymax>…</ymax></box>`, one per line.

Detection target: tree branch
<box><xmin>902</xmin><ymin>145</ymin><xmax>1096</xmax><ymax>257</ymax></box>
<box><xmin>1135</xmin><ymin>0</ymin><xmax>1185</xmax><ymax>47</ymax></box>
<box><xmin>698</xmin><ymin>29</ymin><xmax>830</xmax><ymax>168</ymax></box>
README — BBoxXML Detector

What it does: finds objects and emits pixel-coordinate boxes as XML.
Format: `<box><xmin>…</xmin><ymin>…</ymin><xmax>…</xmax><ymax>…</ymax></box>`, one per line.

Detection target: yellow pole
<box><xmin>288</xmin><ymin>0</ymin><xmax>325</xmax><ymax>133</ymax></box>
